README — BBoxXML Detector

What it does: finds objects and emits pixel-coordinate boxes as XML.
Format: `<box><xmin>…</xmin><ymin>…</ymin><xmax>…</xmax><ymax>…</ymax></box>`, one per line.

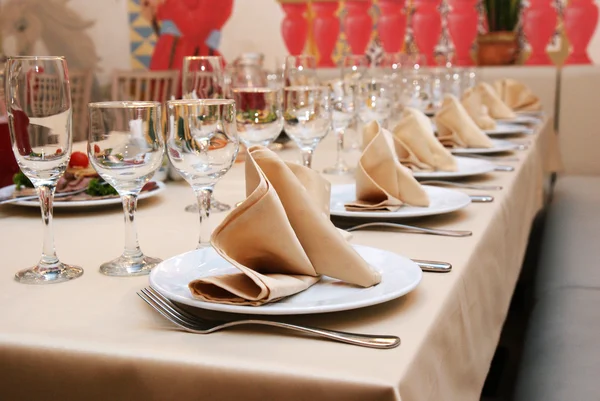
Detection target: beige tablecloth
<box><xmin>0</xmin><ymin>118</ymin><xmax>560</xmax><ymax>401</ymax></box>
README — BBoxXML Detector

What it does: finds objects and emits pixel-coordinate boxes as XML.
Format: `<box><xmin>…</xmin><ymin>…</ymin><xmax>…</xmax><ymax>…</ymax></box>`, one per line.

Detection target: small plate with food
<box><xmin>8</xmin><ymin>151</ymin><xmax>165</xmax><ymax>208</ymax></box>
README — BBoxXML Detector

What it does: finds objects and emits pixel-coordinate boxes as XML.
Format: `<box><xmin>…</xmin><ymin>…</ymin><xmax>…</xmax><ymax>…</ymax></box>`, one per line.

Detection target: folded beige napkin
<box><xmin>461</xmin><ymin>88</ymin><xmax>497</xmax><ymax>130</ymax></box>
<box><xmin>392</xmin><ymin>107</ymin><xmax>458</xmax><ymax>172</ymax></box>
<box><xmin>435</xmin><ymin>95</ymin><xmax>494</xmax><ymax>149</ymax></box>
<box><xmin>476</xmin><ymin>82</ymin><xmax>517</xmax><ymax>119</ymax></box>
<box><xmin>494</xmin><ymin>78</ymin><xmax>542</xmax><ymax>112</ymax></box>
<box><xmin>345</xmin><ymin>121</ymin><xmax>430</xmax><ymax>212</ymax></box>
<box><xmin>189</xmin><ymin>146</ymin><xmax>381</xmax><ymax>306</ymax></box>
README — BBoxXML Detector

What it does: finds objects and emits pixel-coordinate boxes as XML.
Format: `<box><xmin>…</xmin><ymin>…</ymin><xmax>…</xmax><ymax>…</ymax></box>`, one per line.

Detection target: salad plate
<box><xmin>330</xmin><ymin>184</ymin><xmax>471</xmax><ymax>219</ymax></box>
<box><xmin>149</xmin><ymin>244</ymin><xmax>422</xmax><ymax>315</ymax></box>
<box><xmin>484</xmin><ymin>122</ymin><xmax>533</xmax><ymax>136</ymax></box>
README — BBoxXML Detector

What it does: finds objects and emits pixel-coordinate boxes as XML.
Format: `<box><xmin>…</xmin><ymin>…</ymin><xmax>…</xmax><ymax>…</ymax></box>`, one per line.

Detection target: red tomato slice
<box><xmin>69</xmin><ymin>151</ymin><xmax>89</xmax><ymax>168</ymax></box>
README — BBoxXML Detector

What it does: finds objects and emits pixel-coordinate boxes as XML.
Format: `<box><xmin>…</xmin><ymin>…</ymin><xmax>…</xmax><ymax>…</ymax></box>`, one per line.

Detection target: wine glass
<box><xmin>461</xmin><ymin>67</ymin><xmax>478</xmax><ymax>92</ymax></box>
<box><xmin>322</xmin><ymin>80</ymin><xmax>354</xmax><ymax>175</ymax></box>
<box><xmin>403</xmin><ymin>53</ymin><xmax>427</xmax><ymax>71</ymax></box>
<box><xmin>232</xmin><ymin>87</ymin><xmax>283</xmax><ymax>148</ymax></box>
<box><xmin>283</xmin><ymin>55</ymin><xmax>319</xmax><ymax>87</ymax></box>
<box><xmin>341</xmin><ymin>54</ymin><xmax>370</xmax><ymax>83</ymax></box>
<box><xmin>356</xmin><ymin>78</ymin><xmax>394</xmax><ymax>129</ymax></box>
<box><xmin>182</xmin><ymin>56</ymin><xmax>224</xmax><ymax>99</ymax></box>
<box><xmin>401</xmin><ymin>72</ymin><xmax>433</xmax><ymax>113</ymax></box>
<box><xmin>182</xmin><ymin>55</ymin><xmax>231</xmax><ymax>213</ymax></box>
<box><xmin>166</xmin><ymin>99</ymin><xmax>239</xmax><ymax>248</ymax></box>
<box><xmin>5</xmin><ymin>56</ymin><xmax>83</xmax><ymax>284</ymax></box>
<box><xmin>283</xmin><ymin>86</ymin><xmax>331</xmax><ymax>168</ymax></box>
<box><xmin>88</xmin><ymin>101</ymin><xmax>165</xmax><ymax>276</ymax></box>
<box><xmin>341</xmin><ymin>54</ymin><xmax>369</xmax><ymax>150</ymax></box>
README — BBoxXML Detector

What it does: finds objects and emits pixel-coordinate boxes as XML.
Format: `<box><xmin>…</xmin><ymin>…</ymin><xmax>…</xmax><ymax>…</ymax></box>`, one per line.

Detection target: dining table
<box><xmin>0</xmin><ymin>116</ymin><xmax>561</xmax><ymax>401</ymax></box>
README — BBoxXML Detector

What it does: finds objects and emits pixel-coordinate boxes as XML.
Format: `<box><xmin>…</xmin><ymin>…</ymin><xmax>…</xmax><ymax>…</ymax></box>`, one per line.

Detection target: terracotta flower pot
<box><xmin>477</xmin><ymin>31</ymin><xmax>519</xmax><ymax>66</ymax></box>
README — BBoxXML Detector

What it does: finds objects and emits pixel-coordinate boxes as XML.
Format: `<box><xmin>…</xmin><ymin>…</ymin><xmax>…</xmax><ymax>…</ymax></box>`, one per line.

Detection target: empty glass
<box><xmin>166</xmin><ymin>99</ymin><xmax>239</xmax><ymax>248</ymax></box>
<box><xmin>88</xmin><ymin>101</ymin><xmax>165</xmax><ymax>276</ymax></box>
<box><xmin>323</xmin><ymin>81</ymin><xmax>354</xmax><ymax>175</ymax></box>
<box><xmin>283</xmin><ymin>86</ymin><xmax>331</xmax><ymax>168</ymax></box>
<box><xmin>341</xmin><ymin>54</ymin><xmax>370</xmax><ymax>83</ymax></box>
<box><xmin>182</xmin><ymin>55</ymin><xmax>231</xmax><ymax>213</ymax></box>
<box><xmin>430</xmin><ymin>67</ymin><xmax>462</xmax><ymax>110</ymax></box>
<box><xmin>5</xmin><ymin>56</ymin><xmax>83</xmax><ymax>284</ymax></box>
<box><xmin>401</xmin><ymin>72</ymin><xmax>433</xmax><ymax>113</ymax></box>
<box><xmin>284</xmin><ymin>55</ymin><xmax>319</xmax><ymax>87</ymax></box>
<box><xmin>182</xmin><ymin>56</ymin><xmax>224</xmax><ymax>99</ymax></box>
<box><xmin>461</xmin><ymin>67</ymin><xmax>478</xmax><ymax>92</ymax></box>
<box><xmin>232</xmin><ymin>88</ymin><xmax>283</xmax><ymax>147</ymax></box>
<box><xmin>356</xmin><ymin>79</ymin><xmax>394</xmax><ymax>129</ymax></box>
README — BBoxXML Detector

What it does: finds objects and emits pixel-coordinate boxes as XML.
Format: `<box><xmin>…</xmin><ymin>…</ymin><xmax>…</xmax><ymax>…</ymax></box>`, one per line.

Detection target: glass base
<box><xmin>99</xmin><ymin>254</ymin><xmax>162</xmax><ymax>277</ymax></box>
<box><xmin>323</xmin><ymin>164</ymin><xmax>354</xmax><ymax>175</ymax></box>
<box><xmin>185</xmin><ymin>199</ymin><xmax>231</xmax><ymax>213</ymax></box>
<box><xmin>15</xmin><ymin>263</ymin><xmax>83</xmax><ymax>284</ymax></box>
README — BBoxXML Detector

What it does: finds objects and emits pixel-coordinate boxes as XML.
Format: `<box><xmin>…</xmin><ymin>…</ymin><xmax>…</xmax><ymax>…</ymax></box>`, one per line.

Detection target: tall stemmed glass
<box><xmin>182</xmin><ymin>55</ymin><xmax>231</xmax><ymax>213</ymax></box>
<box><xmin>283</xmin><ymin>86</ymin><xmax>331</xmax><ymax>168</ymax></box>
<box><xmin>283</xmin><ymin>55</ymin><xmax>319</xmax><ymax>87</ymax></box>
<box><xmin>232</xmin><ymin>88</ymin><xmax>283</xmax><ymax>148</ymax></box>
<box><xmin>356</xmin><ymin>79</ymin><xmax>394</xmax><ymax>129</ymax></box>
<box><xmin>166</xmin><ymin>99</ymin><xmax>239</xmax><ymax>248</ymax></box>
<box><xmin>5</xmin><ymin>56</ymin><xmax>83</xmax><ymax>284</ymax></box>
<box><xmin>88</xmin><ymin>101</ymin><xmax>164</xmax><ymax>276</ymax></box>
<box><xmin>322</xmin><ymin>80</ymin><xmax>354</xmax><ymax>175</ymax></box>
<box><xmin>341</xmin><ymin>54</ymin><xmax>369</xmax><ymax>150</ymax></box>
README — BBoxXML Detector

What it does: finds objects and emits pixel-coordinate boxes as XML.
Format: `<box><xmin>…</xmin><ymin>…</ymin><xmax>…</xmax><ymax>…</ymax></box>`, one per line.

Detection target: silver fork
<box><xmin>138</xmin><ymin>287</ymin><xmax>401</xmax><ymax>349</ymax></box>
<box><xmin>346</xmin><ymin>222</ymin><xmax>472</xmax><ymax>237</ymax></box>
<box><xmin>420</xmin><ymin>180</ymin><xmax>502</xmax><ymax>190</ymax></box>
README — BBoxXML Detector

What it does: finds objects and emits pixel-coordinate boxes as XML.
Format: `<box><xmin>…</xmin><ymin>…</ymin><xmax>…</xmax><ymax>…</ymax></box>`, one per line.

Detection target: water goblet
<box><xmin>182</xmin><ymin>55</ymin><xmax>231</xmax><ymax>213</ymax></box>
<box><xmin>323</xmin><ymin>80</ymin><xmax>354</xmax><ymax>175</ymax></box>
<box><xmin>461</xmin><ymin>67</ymin><xmax>478</xmax><ymax>92</ymax></box>
<box><xmin>356</xmin><ymin>79</ymin><xmax>394</xmax><ymax>129</ymax></box>
<box><xmin>5</xmin><ymin>56</ymin><xmax>83</xmax><ymax>284</ymax></box>
<box><xmin>182</xmin><ymin>56</ymin><xmax>225</xmax><ymax>99</ymax></box>
<box><xmin>166</xmin><ymin>99</ymin><xmax>239</xmax><ymax>248</ymax></box>
<box><xmin>88</xmin><ymin>101</ymin><xmax>165</xmax><ymax>276</ymax></box>
<box><xmin>284</xmin><ymin>55</ymin><xmax>319</xmax><ymax>87</ymax></box>
<box><xmin>401</xmin><ymin>72</ymin><xmax>433</xmax><ymax>113</ymax></box>
<box><xmin>341</xmin><ymin>54</ymin><xmax>370</xmax><ymax>150</ymax></box>
<box><xmin>232</xmin><ymin>87</ymin><xmax>283</xmax><ymax>148</ymax></box>
<box><xmin>283</xmin><ymin>86</ymin><xmax>331</xmax><ymax>168</ymax></box>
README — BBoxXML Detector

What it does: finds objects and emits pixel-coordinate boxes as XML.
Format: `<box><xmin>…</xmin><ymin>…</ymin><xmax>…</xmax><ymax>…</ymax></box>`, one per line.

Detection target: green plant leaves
<box><xmin>484</xmin><ymin>0</ymin><xmax>520</xmax><ymax>32</ymax></box>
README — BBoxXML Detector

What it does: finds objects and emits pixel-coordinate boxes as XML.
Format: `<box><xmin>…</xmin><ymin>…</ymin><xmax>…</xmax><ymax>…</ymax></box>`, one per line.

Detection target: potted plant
<box><xmin>478</xmin><ymin>0</ymin><xmax>521</xmax><ymax>66</ymax></box>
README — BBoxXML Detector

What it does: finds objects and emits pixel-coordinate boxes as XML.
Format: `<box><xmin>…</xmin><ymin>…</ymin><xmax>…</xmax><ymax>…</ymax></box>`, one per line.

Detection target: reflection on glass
<box><xmin>232</xmin><ymin>87</ymin><xmax>283</xmax><ymax>148</ymax></box>
<box><xmin>88</xmin><ymin>101</ymin><xmax>165</xmax><ymax>276</ymax></box>
<box><xmin>5</xmin><ymin>56</ymin><xmax>83</xmax><ymax>284</ymax></box>
<box><xmin>166</xmin><ymin>99</ymin><xmax>239</xmax><ymax>248</ymax></box>
<box><xmin>284</xmin><ymin>55</ymin><xmax>319</xmax><ymax>87</ymax></box>
<box><xmin>283</xmin><ymin>86</ymin><xmax>331</xmax><ymax>168</ymax></box>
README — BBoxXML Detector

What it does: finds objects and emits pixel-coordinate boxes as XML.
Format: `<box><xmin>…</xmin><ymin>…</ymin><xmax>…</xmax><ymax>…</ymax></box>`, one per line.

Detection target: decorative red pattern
<box><xmin>564</xmin><ymin>0</ymin><xmax>599</xmax><ymax>65</ymax></box>
<box><xmin>280</xmin><ymin>3</ymin><xmax>309</xmax><ymax>55</ymax></box>
<box><xmin>378</xmin><ymin>0</ymin><xmax>407</xmax><ymax>53</ymax></box>
<box><xmin>523</xmin><ymin>0</ymin><xmax>557</xmax><ymax>65</ymax></box>
<box><xmin>312</xmin><ymin>2</ymin><xmax>340</xmax><ymax>67</ymax></box>
<box><xmin>412</xmin><ymin>0</ymin><xmax>442</xmax><ymax>65</ymax></box>
<box><xmin>447</xmin><ymin>0</ymin><xmax>478</xmax><ymax>66</ymax></box>
<box><xmin>345</xmin><ymin>0</ymin><xmax>372</xmax><ymax>55</ymax></box>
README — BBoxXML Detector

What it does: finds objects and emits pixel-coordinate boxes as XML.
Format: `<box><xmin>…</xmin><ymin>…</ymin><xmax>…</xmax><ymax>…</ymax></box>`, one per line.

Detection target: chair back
<box><xmin>111</xmin><ymin>70</ymin><xmax>179</xmax><ymax>102</ymax></box>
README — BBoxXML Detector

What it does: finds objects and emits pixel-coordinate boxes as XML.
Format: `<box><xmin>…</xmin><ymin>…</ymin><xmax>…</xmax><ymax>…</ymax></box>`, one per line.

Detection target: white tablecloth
<box><xmin>0</xmin><ymin>118</ymin><xmax>560</xmax><ymax>401</ymax></box>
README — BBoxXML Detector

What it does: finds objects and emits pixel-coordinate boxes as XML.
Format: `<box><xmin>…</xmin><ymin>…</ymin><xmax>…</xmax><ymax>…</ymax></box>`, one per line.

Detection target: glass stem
<box><xmin>194</xmin><ymin>185</ymin><xmax>214</xmax><ymax>248</ymax></box>
<box><xmin>37</xmin><ymin>184</ymin><xmax>59</xmax><ymax>270</ymax></box>
<box><xmin>335</xmin><ymin>128</ymin><xmax>345</xmax><ymax>167</ymax></box>
<box><xmin>301</xmin><ymin>148</ymin><xmax>314</xmax><ymax>168</ymax></box>
<box><xmin>121</xmin><ymin>193</ymin><xmax>143</xmax><ymax>260</ymax></box>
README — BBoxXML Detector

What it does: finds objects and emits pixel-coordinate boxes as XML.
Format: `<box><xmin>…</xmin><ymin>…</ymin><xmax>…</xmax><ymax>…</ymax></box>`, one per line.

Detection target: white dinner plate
<box><xmin>2</xmin><ymin>182</ymin><xmax>166</xmax><ymax>208</ymax></box>
<box><xmin>149</xmin><ymin>245</ymin><xmax>422</xmax><ymax>315</ymax></box>
<box><xmin>450</xmin><ymin>138</ymin><xmax>518</xmax><ymax>155</ymax></box>
<box><xmin>496</xmin><ymin>115</ymin><xmax>541</xmax><ymax>125</ymax></box>
<box><xmin>484</xmin><ymin>122</ymin><xmax>533</xmax><ymax>136</ymax></box>
<box><xmin>330</xmin><ymin>184</ymin><xmax>471</xmax><ymax>219</ymax></box>
<box><xmin>412</xmin><ymin>156</ymin><xmax>495</xmax><ymax>180</ymax></box>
